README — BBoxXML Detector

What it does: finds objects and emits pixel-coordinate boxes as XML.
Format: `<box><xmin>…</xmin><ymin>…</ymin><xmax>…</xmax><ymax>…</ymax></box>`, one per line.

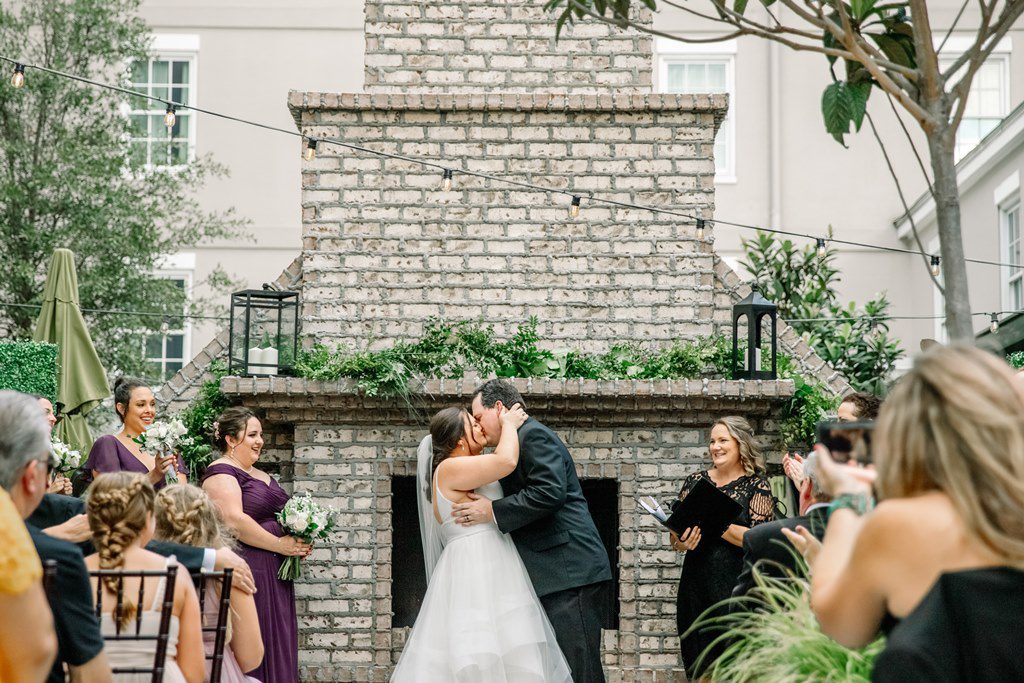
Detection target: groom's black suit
<box><xmin>492</xmin><ymin>417</ymin><xmax>612</xmax><ymax>682</ymax></box>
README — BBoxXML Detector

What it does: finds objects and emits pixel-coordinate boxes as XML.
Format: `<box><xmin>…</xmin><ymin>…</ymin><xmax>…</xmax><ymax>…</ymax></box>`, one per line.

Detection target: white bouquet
<box><xmin>50</xmin><ymin>439</ymin><xmax>82</xmax><ymax>475</ymax></box>
<box><xmin>275</xmin><ymin>492</ymin><xmax>336</xmax><ymax>580</ymax></box>
<box><xmin>132</xmin><ymin>419</ymin><xmax>188</xmax><ymax>484</ymax></box>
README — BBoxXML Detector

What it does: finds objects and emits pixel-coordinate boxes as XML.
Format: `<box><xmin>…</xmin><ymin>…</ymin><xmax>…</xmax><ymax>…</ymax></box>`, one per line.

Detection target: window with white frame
<box><xmin>145</xmin><ymin>274</ymin><xmax>191</xmax><ymax>381</ymax></box>
<box><xmin>656</xmin><ymin>39</ymin><xmax>736</xmax><ymax>180</ymax></box>
<box><xmin>939</xmin><ymin>41</ymin><xmax>1010</xmax><ymax>161</ymax></box>
<box><xmin>128</xmin><ymin>37</ymin><xmax>198</xmax><ymax>168</ymax></box>
<box><xmin>1002</xmin><ymin>200</ymin><xmax>1022</xmax><ymax>311</ymax></box>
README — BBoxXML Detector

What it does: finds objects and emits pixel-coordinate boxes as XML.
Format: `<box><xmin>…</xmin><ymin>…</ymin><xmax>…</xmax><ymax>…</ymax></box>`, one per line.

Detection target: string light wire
<box><xmin>3</xmin><ymin>54</ymin><xmax>1023</xmax><ymax>273</ymax></box>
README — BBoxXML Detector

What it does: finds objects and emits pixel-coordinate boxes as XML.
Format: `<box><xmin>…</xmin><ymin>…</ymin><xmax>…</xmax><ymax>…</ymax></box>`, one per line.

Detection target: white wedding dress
<box><xmin>391</xmin><ymin>478</ymin><xmax>572</xmax><ymax>682</ymax></box>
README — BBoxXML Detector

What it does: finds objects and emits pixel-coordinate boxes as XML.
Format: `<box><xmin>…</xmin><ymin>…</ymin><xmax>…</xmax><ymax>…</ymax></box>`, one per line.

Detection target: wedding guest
<box><xmin>672</xmin><ymin>416</ymin><xmax>778</xmax><ymax>678</ymax></box>
<box><xmin>785</xmin><ymin>346</ymin><xmax>1024</xmax><ymax>682</ymax></box>
<box><xmin>35</xmin><ymin>394</ymin><xmax>73</xmax><ymax>495</ymax></box>
<box><xmin>0</xmin><ymin>390</ymin><xmax>111</xmax><ymax>683</ymax></box>
<box><xmin>155</xmin><ymin>483</ymin><xmax>264</xmax><ymax>680</ymax></box>
<box><xmin>83</xmin><ymin>377</ymin><xmax>186</xmax><ymax>489</ymax></box>
<box><xmin>0</xmin><ymin>485</ymin><xmax>57</xmax><ymax>683</ymax></box>
<box><xmin>202</xmin><ymin>407</ymin><xmax>309</xmax><ymax>683</ymax></box>
<box><xmin>731</xmin><ymin>452</ymin><xmax>831</xmax><ymax>599</ymax></box>
<box><xmin>85</xmin><ymin>472</ymin><xmax>205</xmax><ymax>683</ymax></box>
<box><xmin>783</xmin><ymin>391</ymin><xmax>882</xmax><ymax>489</ymax></box>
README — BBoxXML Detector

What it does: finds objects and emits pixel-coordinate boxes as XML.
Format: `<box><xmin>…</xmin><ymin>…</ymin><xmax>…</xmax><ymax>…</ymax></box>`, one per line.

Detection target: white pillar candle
<box><xmin>263</xmin><ymin>346</ymin><xmax>279</xmax><ymax>376</ymax></box>
<box><xmin>247</xmin><ymin>347</ymin><xmax>266</xmax><ymax>375</ymax></box>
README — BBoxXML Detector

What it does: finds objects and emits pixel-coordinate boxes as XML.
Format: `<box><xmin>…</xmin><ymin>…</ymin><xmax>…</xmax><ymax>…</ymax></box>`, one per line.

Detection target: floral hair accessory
<box><xmin>213</xmin><ymin>421</ymin><xmax>221</xmax><ymax>440</ymax></box>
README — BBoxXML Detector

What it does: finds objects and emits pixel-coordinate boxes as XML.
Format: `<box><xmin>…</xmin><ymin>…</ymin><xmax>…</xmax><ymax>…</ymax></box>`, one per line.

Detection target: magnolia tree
<box><xmin>546</xmin><ymin>0</ymin><xmax>1024</xmax><ymax>341</ymax></box>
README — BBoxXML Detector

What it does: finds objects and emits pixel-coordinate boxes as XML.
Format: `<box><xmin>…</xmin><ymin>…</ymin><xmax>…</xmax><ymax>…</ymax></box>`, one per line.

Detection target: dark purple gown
<box><xmin>202</xmin><ymin>463</ymin><xmax>298</xmax><ymax>683</ymax></box>
<box><xmin>83</xmin><ymin>434</ymin><xmax>188</xmax><ymax>490</ymax></box>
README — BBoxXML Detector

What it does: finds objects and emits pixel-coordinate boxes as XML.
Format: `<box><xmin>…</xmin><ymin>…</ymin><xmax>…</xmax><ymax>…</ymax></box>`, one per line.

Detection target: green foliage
<box><xmin>0</xmin><ymin>341</ymin><xmax>58</xmax><ymax>403</ymax></box>
<box><xmin>543</xmin><ymin>0</ymin><xmax>913</xmax><ymax>147</ymax></box>
<box><xmin>741</xmin><ymin>231</ymin><xmax>902</xmax><ymax>395</ymax></box>
<box><xmin>1007</xmin><ymin>351</ymin><xmax>1024</xmax><ymax>369</ymax></box>
<box><xmin>688</xmin><ymin>565</ymin><xmax>884</xmax><ymax>682</ymax></box>
<box><xmin>0</xmin><ymin>0</ymin><xmax>246</xmax><ymax>376</ymax></box>
<box><xmin>176</xmin><ymin>361</ymin><xmax>230</xmax><ymax>478</ymax></box>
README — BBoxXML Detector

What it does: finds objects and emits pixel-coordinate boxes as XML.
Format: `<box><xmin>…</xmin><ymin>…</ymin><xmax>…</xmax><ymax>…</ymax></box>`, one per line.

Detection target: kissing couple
<box><xmin>391</xmin><ymin>379</ymin><xmax>613</xmax><ymax>682</ymax></box>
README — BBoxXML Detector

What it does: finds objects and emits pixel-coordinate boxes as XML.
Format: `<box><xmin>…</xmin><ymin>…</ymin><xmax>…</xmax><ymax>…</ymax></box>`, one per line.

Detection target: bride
<box><xmin>391</xmin><ymin>404</ymin><xmax>571</xmax><ymax>682</ymax></box>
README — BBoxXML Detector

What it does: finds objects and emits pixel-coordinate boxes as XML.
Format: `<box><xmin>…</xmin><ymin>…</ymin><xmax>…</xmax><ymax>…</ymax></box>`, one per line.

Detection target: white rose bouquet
<box><xmin>132</xmin><ymin>419</ymin><xmax>189</xmax><ymax>485</ymax></box>
<box><xmin>50</xmin><ymin>439</ymin><xmax>82</xmax><ymax>474</ymax></box>
<box><xmin>276</xmin><ymin>493</ymin><xmax>336</xmax><ymax>580</ymax></box>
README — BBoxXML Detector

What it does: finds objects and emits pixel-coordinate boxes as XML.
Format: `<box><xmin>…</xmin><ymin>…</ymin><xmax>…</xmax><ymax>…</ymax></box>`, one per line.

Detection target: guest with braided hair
<box><xmin>202</xmin><ymin>407</ymin><xmax>306</xmax><ymax>683</ymax></box>
<box><xmin>84</xmin><ymin>472</ymin><xmax>205</xmax><ymax>683</ymax></box>
<box><xmin>155</xmin><ymin>484</ymin><xmax>264</xmax><ymax>681</ymax></box>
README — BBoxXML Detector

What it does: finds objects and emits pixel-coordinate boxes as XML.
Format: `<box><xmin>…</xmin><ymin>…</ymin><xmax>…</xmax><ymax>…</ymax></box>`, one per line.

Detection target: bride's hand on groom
<box><xmin>452</xmin><ymin>493</ymin><xmax>494</xmax><ymax>527</ymax></box>
<box><xmin>500</xmin><ymin>403</ymin><xmax>528</xmax><ymax>430</ymax></box>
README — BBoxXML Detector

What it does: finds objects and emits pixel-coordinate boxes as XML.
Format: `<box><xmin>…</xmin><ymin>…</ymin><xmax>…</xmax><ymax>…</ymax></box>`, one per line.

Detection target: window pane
<box><xmin>146</xmin><ymin>335</ymin><xmax>163</xmax><ymax>358</ymax></box>
<box><xmin>130</xmin><ymin>141</ymin><xmax>149</xmax><ymax>166</ymax></box>
<box><xmin>171</xmin><ymin>142</ymin><xmax>189</xmax><ymax>165</ymax></box>
<box><xmin>666</xmin><ymin>64</ymin><xmax>685</xmax><ymax>92</ymax></box>
<box><xmin>152</xmin><ymin>60</ymin><xmax>169</xmax><ymax>84</ymax></box>
<box><xmin>706</xmin><ymin>63</ymin><xmax>726</xmax><ymax>91</ymax></box>
<box><xmin>165</xmin><ymin>362</ymin><xmax>183</xmax><ymax>378</ymax></box>
<box><xmin>151</xmin><ymin>86</ymin><xmax>169</xmax><ymax>102</ymax></box>
<box><xmin>172</xmin><ymin>61</ymin><xmax>189</xmax><ymax>85</ymax></box>
<box><xmin>166</xmin><ymin>334</ymin><xmax>184</xmax><ymax>359</ymax></box>
<box><xmin>130</xmin><ymin>114</ymin><xmax>148</xmax><ymax>137</ymax></box>
<box><xmin>688</xmin><ymin>64</ymin><xmax>706</xmax><ymax>91</ymax></box>
<box><xmin>174</xmin><ymin>115</ymin><xmax>189</xmax><ymax>139</ymax></box>
<box><xmin>171</xmin><ymin>86</ymin><xmax>188</xmax><ymax>106</ymax></box>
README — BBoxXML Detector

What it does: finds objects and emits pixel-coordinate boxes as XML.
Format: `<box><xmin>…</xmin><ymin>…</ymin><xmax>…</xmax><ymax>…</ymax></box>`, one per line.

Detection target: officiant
<box><xmin>672</xmin><ymin>417</ymin><xmax>779</xmax><ymax>678</ymax></box>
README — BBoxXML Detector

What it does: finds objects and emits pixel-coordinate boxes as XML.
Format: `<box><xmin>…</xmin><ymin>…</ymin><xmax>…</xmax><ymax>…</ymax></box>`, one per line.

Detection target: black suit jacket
<box><xmin>27</xmin><ymin>524</ymin><xmax>106</xmax><ymax>683</ymax></box>
<box><xmin>27</xmin><ymin>493</ymin><xmax>206</xmax><ymax>572</ymax></box>
<box><xmin>491</xmin><ymin>417</ymin><xmax>611</xmax><ymax>597</ymax></box>
<box><xmin>732</xmin><ymin>505</ymin><xmax>829</xmax><ymax>599</ymax></box>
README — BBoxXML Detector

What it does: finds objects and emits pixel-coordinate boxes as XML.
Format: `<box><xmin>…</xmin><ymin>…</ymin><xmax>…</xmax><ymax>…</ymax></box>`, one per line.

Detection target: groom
<box><xmin>453</xmin><ymin>379</ymin><xmax>613</xmax><ymax>682</ymax></box>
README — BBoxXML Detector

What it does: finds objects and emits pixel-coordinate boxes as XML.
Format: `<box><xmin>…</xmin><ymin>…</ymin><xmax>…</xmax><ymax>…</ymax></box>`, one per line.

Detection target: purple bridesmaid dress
<box><xmin>83</xmin><ymin>434</ymin><xmax>188</xmax><ymax>490</ymax></box>
<box><xmin>202</xmin><ymin>464</ymin><xmax>298</xmax><ymax>683</ymax></box>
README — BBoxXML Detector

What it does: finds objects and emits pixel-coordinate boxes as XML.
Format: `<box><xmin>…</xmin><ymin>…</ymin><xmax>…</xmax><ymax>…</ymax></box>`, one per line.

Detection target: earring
<box><xmin>230</xmin><ymin>445</ymin><xmax>236</xmax><ymax>458</ymax></box>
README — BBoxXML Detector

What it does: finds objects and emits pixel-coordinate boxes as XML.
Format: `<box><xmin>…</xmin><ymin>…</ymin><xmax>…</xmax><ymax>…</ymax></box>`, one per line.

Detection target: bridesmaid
<box><xmin>201</xmin><ymin>407</ymin><xmax>310</xmax><ymax>683</ymax></box>
<box><xmin>83</xmin><ymin>377</ymin><xmax>186</xmax><ymax>489</ymax></box>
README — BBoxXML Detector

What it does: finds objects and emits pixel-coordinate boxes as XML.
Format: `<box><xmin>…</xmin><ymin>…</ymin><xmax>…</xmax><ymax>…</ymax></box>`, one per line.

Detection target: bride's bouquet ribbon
<box><xmin>276</xmin><ymin>492</ymin><xmax>336</xmax><ymax>580</ymax></box>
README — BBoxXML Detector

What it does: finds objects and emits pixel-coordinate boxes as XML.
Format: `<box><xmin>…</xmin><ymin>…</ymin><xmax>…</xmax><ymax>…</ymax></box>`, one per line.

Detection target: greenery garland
<box><xmin>292</xmin><ymin>318</ymin><xmax>837</xmax><ymax>447</ymax></box>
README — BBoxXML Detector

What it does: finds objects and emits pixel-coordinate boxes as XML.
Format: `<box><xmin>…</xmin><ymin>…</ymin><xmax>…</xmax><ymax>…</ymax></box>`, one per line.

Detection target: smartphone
<box><xmin>815</xmin><ymin>420</ymin><xmax>875</xmax><ymax>465</ymax></box>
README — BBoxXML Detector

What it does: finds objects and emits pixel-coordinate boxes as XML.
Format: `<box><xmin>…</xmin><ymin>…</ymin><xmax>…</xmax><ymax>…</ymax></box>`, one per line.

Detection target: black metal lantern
<box><xmin>228</xmin><ymin>285</ymin><xmax>299</xmax><ymax>376</ymax></box>
<box><xmin>732</xmin><ymin>285</ymin><xmax>778</xmax><ymax>380</ymax></box>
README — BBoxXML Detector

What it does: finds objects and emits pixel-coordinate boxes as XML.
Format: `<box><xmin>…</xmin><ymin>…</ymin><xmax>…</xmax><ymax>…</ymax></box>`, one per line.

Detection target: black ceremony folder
<box><xmin>661</xmin><ymin>478</ymin><xmax>743</xmax><ymax>540</ymax></box>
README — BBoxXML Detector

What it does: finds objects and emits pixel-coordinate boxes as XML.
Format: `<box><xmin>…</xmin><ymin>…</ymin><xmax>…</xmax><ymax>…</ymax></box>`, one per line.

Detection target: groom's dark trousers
<box><xmin>492</xmin><ymin>418</ymin><xmax>613</xmax><ymax>682</ymax></box>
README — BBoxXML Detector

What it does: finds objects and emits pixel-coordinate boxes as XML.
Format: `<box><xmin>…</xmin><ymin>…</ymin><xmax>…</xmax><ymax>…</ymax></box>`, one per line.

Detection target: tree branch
<box><xmin>938</xmin><ymin>0</ymin><xmax>970</xmax><ymax>54</ymax></box>
<box><xmin>886</xmin><ymin>92</ymin><xmax>935</xmax><ymax>199</ymax></box>
<box><xmin>820</xmin><ymin>1</ymin><xmax>935</xmax><ymax>126</ymax></box>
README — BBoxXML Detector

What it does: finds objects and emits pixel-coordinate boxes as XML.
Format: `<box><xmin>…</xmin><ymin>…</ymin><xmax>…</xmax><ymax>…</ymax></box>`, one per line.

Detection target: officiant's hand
<box><xmin>672</xmin><ymin>526</ymin><xmax>701</xmax><ymax>552</ymax></box>
<box><xmin>452</xmin><ymin>493</ymin><xmax>493</xmax><ymax>527</ymax></box>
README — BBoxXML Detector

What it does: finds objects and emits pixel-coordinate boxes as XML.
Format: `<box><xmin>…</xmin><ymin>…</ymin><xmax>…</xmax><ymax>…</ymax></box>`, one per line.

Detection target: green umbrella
<box><xmin>33</xmin><ymin>248</ymin><xmax>109</xmax><ymax>453</ymax></box>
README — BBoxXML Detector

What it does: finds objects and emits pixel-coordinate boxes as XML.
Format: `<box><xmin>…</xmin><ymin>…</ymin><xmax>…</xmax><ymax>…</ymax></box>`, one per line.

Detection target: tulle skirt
<box><xmin>391</xmin><ymin>528</ymin><xmax>572</xmax><ymax>683</ymax></box>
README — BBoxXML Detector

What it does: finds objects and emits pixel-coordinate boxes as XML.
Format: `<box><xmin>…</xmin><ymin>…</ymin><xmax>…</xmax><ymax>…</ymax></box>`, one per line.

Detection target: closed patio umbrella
<box><xmin>33</xmin><ymin>249</ymin><xmax>109</xmax><ymax>453</ymax></box>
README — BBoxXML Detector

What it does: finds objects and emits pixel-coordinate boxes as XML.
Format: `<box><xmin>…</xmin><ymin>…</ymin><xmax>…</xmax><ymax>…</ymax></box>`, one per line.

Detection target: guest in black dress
<box><xmin>673</xmin><ymin>416</ymin><xmax>777</xmax><ymax>678</ymax></box>
<box><xmin>783</xmin><ymin>346</ymin><xmax>1024</xmax><ymax>681</ymax></box>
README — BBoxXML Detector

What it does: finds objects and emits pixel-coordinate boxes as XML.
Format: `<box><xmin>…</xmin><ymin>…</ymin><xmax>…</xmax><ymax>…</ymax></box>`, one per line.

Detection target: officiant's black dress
<box><xmin>675</xmin><ymin>470</ymin><xmax>777</xmax><ymax>677</ymax></box>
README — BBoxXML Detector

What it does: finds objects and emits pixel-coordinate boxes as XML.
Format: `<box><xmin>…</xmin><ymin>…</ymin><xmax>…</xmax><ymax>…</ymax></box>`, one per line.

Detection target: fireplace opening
<box><xmin>391</xmin><ymin>475</ymin><xmax>620</xmax><ymax>630</ymax></box>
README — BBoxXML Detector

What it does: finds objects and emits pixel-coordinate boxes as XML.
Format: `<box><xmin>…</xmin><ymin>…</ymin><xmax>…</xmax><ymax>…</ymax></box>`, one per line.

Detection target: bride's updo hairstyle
<box><xmin>428</xmin><ymin>407</ymin><xmax>469</xmax><ymax>500</ymax></box>
<box><xmin>86</xmin><ymin>472</ymin><xmax>157</xmax><ymax>630</ymax></box>
<box><xmin>112</xmin><ymin>376</ymin><xmax>149</xmax><ymax>423</ymax></box>
<box><xmin>212</xmin><ymin>406</ymin><xmax>258</xmax><ymax>454</ymax></box>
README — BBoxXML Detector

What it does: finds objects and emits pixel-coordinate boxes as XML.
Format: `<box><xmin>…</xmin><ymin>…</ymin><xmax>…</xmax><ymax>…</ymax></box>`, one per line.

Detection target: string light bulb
<box><xmin>931</xmin><ymin>255</ymin><xmax>941</xmax><ymax>277</ymax></box>
<box><xmin>991</xmin><ymin>313</ymin><xmax>1000</xmax><ymax>334</ymax></box>
<box><xmin>441</xmin><ymin>169</ymin><xmax>453</xmax><ymax>192</ymax></box>
<box><xmin>303</xmin><ymin>138</ymin><xmax>318</xmax><ymax>161</ymax></box>
<box><xmin>816</xmin><ymin>238</ymin><xmax>827</xmax><ymax>258</ymax></box>
<box><xmin>569</xmin><ymin>195</ymin><xmax>581</xmax><ymax>218</ymax></box>
<box><xmin>160</xmin><ymin>316</ymin><xmax>171</xmax><ymax>335</ymax></box>
<box><xmin>163</xmin><ymin>104</ymin><xmax>176</xmax><ymax>129</ymax></box>
<box><xmin>11</xmin><ymin>63</ymin><xmax>25</xmax><ymax>89</ymax></box>
<box><xmin>695</xmin><ymin>218</ymin><xmax>706</xmax><ymax>240</ymax></box>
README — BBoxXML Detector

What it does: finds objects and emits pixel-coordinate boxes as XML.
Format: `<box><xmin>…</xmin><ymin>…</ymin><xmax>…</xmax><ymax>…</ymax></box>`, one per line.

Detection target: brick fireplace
<box><xmin>159</xmin><ymin>0</ymin><xmax>847</xmax><ymax>679</ymax></box>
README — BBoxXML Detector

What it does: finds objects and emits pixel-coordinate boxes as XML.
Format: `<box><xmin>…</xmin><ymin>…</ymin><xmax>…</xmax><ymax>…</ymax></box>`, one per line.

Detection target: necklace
<box><xmin>226</xmin><ymin>453</ymin><xmax>254</xmax><ymax>473</ymax></box>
